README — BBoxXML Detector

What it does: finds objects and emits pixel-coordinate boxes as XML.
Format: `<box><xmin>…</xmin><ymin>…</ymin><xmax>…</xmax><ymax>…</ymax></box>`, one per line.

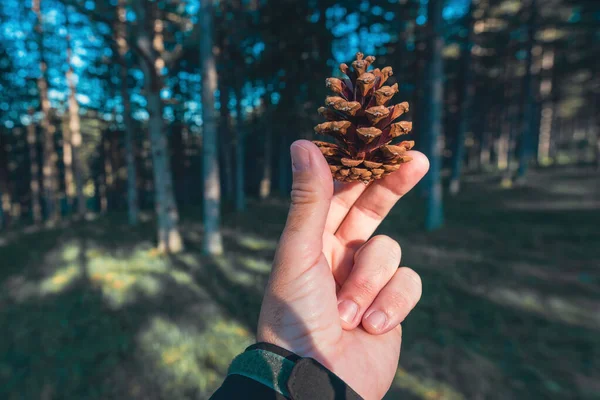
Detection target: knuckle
<box><xmin>398</xmin><ymin>267</ymin><xmax>422</xmax><ymax>295</ymax></box>
<box><xmin>351</xmin><ymin>275</ymin><xmax>378</xmax><ymax>299</ymax></box>
<box><xmin>290</xmin><ymin>180</ymin><xmax>319</xmax><ymax>205</ymax></box>
<box><xmin>389</xmin><ymin>289</ymin><xmax>414</xmax><ymax>311</ymax></box>
<box><xmin>372</xmin><ymin>235</ymin><xmax>402</xmax><ymax>264</ymax></box>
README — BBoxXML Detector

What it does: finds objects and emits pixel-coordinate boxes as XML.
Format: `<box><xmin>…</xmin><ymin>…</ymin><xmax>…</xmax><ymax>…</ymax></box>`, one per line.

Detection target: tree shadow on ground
<box><xmin>0</xmin><ymin>167</ymin><xmax>599</xmax><ymax>399</ymax></box>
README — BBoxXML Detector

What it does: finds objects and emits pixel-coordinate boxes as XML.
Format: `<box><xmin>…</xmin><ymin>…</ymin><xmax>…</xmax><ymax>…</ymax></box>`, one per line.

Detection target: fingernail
<box><xmin>338</xmin><ymin>300</ymin><xmax>358</xmax><ymax>324</ymax></box>
<box><xmin>290</xmin><ymin>143</ymin><xmax>311</xmax><ymax>172</ymax></box>
<box><xmin>365</xmin><ymin>311</ymin><xmax>387</xmax><ymax>331</ymax></box>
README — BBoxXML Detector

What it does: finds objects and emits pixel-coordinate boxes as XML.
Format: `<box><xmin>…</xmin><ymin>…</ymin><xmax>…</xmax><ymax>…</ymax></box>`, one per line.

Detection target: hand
<box><xmin>257</xmin><ymin>140</ymin><xmax>429</xmax><ymax>400</ymax></box>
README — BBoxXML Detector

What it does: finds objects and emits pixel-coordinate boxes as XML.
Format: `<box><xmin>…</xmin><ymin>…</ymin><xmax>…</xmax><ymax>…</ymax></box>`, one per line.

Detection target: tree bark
<box><xmin>516</xmin><ymin>0</ymin><xmax>538</xmax><ymax>182</ymax></box>
<box><xmin>146</xmin><ymin>92</ymin><xmax>183</xmax><ymax>252</ymax></box>
<box><xmin>424</xmin><ymin>0</ymin><xmax>445</xmax><ymax>231</ymax></box>
<box><xmin>134</xmin><ymin>0</ymin><xmax>183</xmax><ymax>252</ymax></box>
<box><xmin>33</xmin><ymin>0</ymin><xmax>59</xmax><ymax>222</ymax></box>
<box><xmin>200</xmin><ymin>0</ymin><xmax>223</xmax><ymax>254</ymax></box>
<box><xmin>26</xmin><ymin>110</ymin><xmax>43</xmax><ymax>224</ymax></box>
<box><xmin>449</xmin><ymin>0</ymin><xmax>475</xmax><ymax>196</ymax></box>
<box><xmin>65</xmin><ymin>17</ymin><xmax>87</xmax><ymax>218</ymax></box>
<box><xmin>116</xmin><ymin>0</ymin><xmax>139</xmax><ymax>225</ymax></box>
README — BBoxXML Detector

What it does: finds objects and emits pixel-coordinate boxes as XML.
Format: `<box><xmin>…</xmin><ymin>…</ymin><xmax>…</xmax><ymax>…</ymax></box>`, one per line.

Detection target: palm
<box><xmin>258</xmin><ymin>143</ymin><xmax>429</xmax><ymax>400</ymax></box>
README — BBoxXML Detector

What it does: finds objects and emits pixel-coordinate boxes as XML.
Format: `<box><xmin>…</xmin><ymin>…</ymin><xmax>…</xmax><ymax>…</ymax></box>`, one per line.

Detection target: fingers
<box><xmin>336</xmin><ymin>236</ymin><xmax>401</xmax><ymax>330</ymax></box>
<box><xmin>362</xmin><ymin>267</ymin><xmax>422</xmax><ymax>335</ymax></box>
<box><xmin>335</xmin><ymin>151</ymin><xmax>429</xmax><ymax>245</ymax></box>
<box><xmin>272</xmin><ymin>140</ymin><xmax>334</xmax><ymax>284</ymax></box>
<box><xmin>325</xmin><ymin>181</ymin><xmax>367</xmax><ymax>234</ymax></box>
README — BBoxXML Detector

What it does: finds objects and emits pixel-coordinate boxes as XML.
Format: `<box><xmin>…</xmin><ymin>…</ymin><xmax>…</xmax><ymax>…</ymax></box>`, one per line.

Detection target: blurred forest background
<box><xmin>0</xmin><ymin>0</ymin><xmax>599</xmax><ymax>399</ymax></box>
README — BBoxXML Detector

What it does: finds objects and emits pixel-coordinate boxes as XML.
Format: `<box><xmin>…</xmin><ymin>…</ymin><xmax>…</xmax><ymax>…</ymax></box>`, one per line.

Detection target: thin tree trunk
<box><xmin>33</xmin><ymin>0</ymin><xmax>59</xmax><ymax>221</ymax></box>
<box><xmin>146</xmin><ymin>92</ymin><xmax>183</xmax><ymax>252</ymax></box>
<box><xmin>449</xmin><ymin>0</ymin><xmax>474</xmax><ymax>196</ymax></box>
<box><xmin>61</xmin><ymin>112</ymin><xmax>74</xmax><ymax>212</ymax></box>
<box><xmin>26</xmin><ymin>110</ymin><xmax>43</xmax><ymax>224</ymax></box>
<box><xmin>516</xmin><ymin>0</ymin><xmax>538</xmax><ymax>182</ymax></box>
<box><xmin>260</xmin><ymin>96</ymin><xmax>273</xmax><ymax>200</ymax></box>
<box><xmin>413</xmin><ymin>5</ymin><xmax>429</xmax><ymax>197</ymax></box>
<box><xmin>424</xmin><ymin>0</ymin><xmax>445</xmax><ymax>231</ymax></box>
<box><xmin>537</xmin><ymin>48</ymin><xmax>555</xmax><ymax>165</ymax></box>
<box><xmin>595</xmin><ymin>95</ymin><xmax>600</xmax><ymax>170</ymax></box>
<box><xmin>200</xmin><ymin>0</ymin><xmax>223</xmax><ymax>254</ymax></box>
<box><xmin>116</xmin><ymin>0</ymin><xmax>138</xmax><ymax>225</ymax></box>
<box><xmin>497</xmin><ymin>62</ymin><xmax>514</xmax><ymax>173</ymax></box>
<box><xmin>65</xmin><ymin>17</ymin><xmax>86</xmax><ymax>218</ymax></box>
<box><xmin>234</xmin><ymin>84</ymin><xmax>246</xmax><ymax>212</ymax></box>
<box><xmin>278</xmin><ymin>133</ymin><xmax>291</xmax><ymax>196</ymax></box>
<box><xmin>0</xmin><ymin>188</ymin><xmax>4</xmax><ymax>230</ymax></box>
<box><xmin>219</xmin><ymin>84</ymin><xmax>234</xmax><ymax>201</ymax></box>
<box><xmin>480</xmin><ymin>128</ymin><xmax>492</xmax><ymax>169</ymax></box>
<box><xmin>134</xmin><ymin>0</ymin><xmax>183</xmax><ymax>252</ymax></box>
<box><xmin>101</xmin><ymin>131</ymin><xmax>113</xmax><ymax>213</ymax></box>
<box><xmin>0</xmin><ymin>133</ymin><xmax>9</xmax><ymax>230</ymax></box>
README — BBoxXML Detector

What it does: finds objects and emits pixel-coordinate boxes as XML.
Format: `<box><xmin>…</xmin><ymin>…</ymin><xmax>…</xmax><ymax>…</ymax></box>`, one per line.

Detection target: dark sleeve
<box><xmin>209</xmin><ymin>342</ymin><xmax>363</xmax><ymax>400</ymax></box>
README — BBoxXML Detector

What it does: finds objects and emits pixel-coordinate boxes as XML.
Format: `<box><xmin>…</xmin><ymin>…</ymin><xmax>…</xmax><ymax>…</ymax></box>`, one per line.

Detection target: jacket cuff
<box><xmin>226</xmin><ymin>342</ymin><xmax>363</xmax><ymax>400</ymax></box>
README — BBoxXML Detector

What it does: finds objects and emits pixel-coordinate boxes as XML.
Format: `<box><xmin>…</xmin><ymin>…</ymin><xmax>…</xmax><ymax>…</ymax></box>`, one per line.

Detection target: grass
<box><xmin>0</xmin><ymin>166</ymin><xmax>599</xmax><ymax>399</ymax></box>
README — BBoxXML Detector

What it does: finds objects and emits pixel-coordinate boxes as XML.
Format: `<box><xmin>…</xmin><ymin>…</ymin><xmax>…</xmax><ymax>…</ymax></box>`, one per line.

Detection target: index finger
<box><xmin>334</xmin><ymin>151</ymin><xmax>429</xmax><ymax>245</ymax></box>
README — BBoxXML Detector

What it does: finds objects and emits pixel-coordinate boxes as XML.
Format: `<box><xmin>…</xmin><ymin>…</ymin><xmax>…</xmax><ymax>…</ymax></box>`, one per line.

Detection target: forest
<box><xmin>0</xmin><ymin>0</ymin><xmax>598</xmax><ymax>399</ymax></box>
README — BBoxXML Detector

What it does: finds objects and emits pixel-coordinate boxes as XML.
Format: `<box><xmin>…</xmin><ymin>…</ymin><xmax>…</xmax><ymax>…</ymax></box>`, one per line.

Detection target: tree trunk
<box><xmin>101</xmin><ymin>131</ymin><xmax>112</xmax><ymax>213</ymax></box>
<box><xmin>424</xmin><ymin>0</ymin><xmax>445</xmax><ymax>231</ymax></box>
<box><xmin>65</xmin><ymin>27</ymin><xmax>86</xmax><ymax>218</ymax></box>
<box><xmin>219</xmin><ymin>83</ymin><xmax>234</xmax><ymax>201</ymax></box>
<box><xmin>260</xmin><ymin>96</ymin><xmax>273</xmax><ymax>200</ymax></box>
<box><xmin>414</xmin><ymin>14</ymin><xmax>429</xmax><ymax>197</ymax></box>
<box><xmin>26</xmin><ymin>111</ymin><xmax>43</xmax><ymax>224</ymax></box>
<box><xmin>33</xmin><ymin>0</ymin><xmax>59</xmax><ymax>222</ymax></box>
<box><xmin>537</xmin><ymin>48</ymin><xmax>555</xmax><ymax>165</ymax></box>
<box><xmin>497</xmin><ymin>62</ymin><xmax>514</xmax><ymax>172</ymax></box>
<box><xmin>116</xmin><ymin>0</ymin><xmax>139</xmax><ymax>226</ymax></box>
<box><xmin>200</xmin><ymin>0</ymin><xmax>223</xmax><ymax>254</ymax></box>
<box><xmin>146</xmin><ymin>91</ymin><xmax>183</xmax><ymax>252</ymax></box>
<box><xmin>61</xmin><ymin>112</ymin><xmax>74</xmax><ymax>212</ymax></box>
<box><xmin>134</xmin><ymin>0</ymin><xmax>183</xmax><ymax>252</ymax></box>
<box><xmin>449</xmin><ymin>0</ymin><xmax>474</xmax><ymax>196</ymax></box>
<box><xmin>278</xmin><ymin>134</ymin><xmax>291</xmax><ymax>196</ymax></box>
<box><xmin>233</xmin><ymin>83</ymin><xmax>246</xmax><ymax>212</ymax></box>
<box><xmin>0</xmin><ymin>133</ymin><xmax>9</xmax><ymax>230</ymax></box>
<box><xmin>516</xmin><ymin>0</ymin><xmax>538</xmax><ymax>182</ymax></box>
<box><xmin>480</xmin><ymin>129</ymin><xmax>492</xmax><ymax>169</ymax></box>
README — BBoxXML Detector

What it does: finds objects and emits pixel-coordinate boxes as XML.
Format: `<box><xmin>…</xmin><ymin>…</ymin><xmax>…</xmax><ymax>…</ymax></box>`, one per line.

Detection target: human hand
<box><xmin>257</xmin><ymin>140</ymin><xmax>429</xmax><ymax>400</ymax></box>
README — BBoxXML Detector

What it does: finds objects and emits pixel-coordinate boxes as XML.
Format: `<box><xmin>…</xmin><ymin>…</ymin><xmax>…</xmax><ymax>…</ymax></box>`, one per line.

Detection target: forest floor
<box><xmin>0</xmin><ymin>166</ymin><xmax>599</xmax><ymax>400</ymax></box>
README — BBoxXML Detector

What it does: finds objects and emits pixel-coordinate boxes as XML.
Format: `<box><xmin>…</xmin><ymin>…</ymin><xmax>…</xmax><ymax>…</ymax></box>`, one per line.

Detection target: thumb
<box><xmin>273</xmin><ymin>140</ymin><xmax>334</xmax><ymax>281</ymax></box>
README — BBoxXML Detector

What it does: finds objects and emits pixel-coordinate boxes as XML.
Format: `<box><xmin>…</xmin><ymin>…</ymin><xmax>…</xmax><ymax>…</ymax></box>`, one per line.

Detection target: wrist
<box><xmin>227</xmin><ymin>342</ymin><xmax>363</xmax><ymax>400</ymax></box>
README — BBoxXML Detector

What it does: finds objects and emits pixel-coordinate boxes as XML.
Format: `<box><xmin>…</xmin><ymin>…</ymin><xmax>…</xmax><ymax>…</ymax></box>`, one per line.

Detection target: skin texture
<box><xmin>257</xmin><ymin>140</ymin><xmax>429</xmax><ymax>400</ymax></box>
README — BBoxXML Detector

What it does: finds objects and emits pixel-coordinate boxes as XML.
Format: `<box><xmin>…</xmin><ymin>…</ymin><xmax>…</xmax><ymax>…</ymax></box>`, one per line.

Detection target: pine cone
<box><xmin>313</xmin><ymin>52</ymin><xmax>414</xmax><ymax>184</ymax></box>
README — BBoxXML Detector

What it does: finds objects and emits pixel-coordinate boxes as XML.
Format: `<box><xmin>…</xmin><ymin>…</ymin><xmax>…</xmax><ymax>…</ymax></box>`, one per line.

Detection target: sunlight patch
<box><xmin>236</xmin><ymin>236</ymin><xmax>278</xmax><ymax>251</ymax></box>
<box><xmin>136</xmin><ymin>316</ymin><xmax>252</xmax><ymax>398</ymax></box>
<box><xmin>482</xmin><ymin>287</ymin><xmax>600</xmax><ymax>330</ymax></box>
<box><xmin>40</xmin><ymin>264</ymin><xmax>81</xmax><ymax>295</ymax></box>
<box><xmin>237</xmin><ymin>256</ymin><xmax>272</xmax><ymax>274</ymax></box>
